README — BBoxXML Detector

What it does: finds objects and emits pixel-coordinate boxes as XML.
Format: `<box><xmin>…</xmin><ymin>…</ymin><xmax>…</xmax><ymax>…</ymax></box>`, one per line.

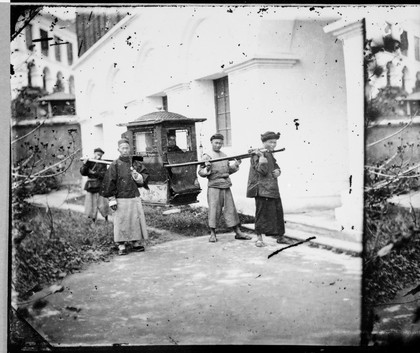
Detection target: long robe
<box><xmin>246</xmin><ymin>152</ymin><xmax>285</xmax><ymax>236</ymax></box>
<box><xmin>101</xmin><ymin>156</ymin><xmax>149</xmax><ymax>242</ymax></box>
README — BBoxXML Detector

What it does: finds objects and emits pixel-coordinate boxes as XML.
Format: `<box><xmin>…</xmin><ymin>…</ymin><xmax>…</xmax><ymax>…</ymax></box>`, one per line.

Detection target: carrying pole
<box><xmin>79</xmin><ymin>158</ymin><xmax>113</xmax><ymax>165</ymax></box>
<box><xmin>79</xmin><ymin>155</ymin><xmax>143</xmax><ymax>165</ymax></box>
<box><xmin>164</xmin><ymin>148</ymin><xmax>285</xmax><ymax>168</ymax></box>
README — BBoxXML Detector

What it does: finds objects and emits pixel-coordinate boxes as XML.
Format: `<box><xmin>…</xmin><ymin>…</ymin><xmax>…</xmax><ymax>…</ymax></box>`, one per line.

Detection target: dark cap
<box><xmin>118</xmin><ymin>138</ymin><xmax>130</xmax><ymax>146</ymax></box>
<box><xmin>261</xmin><ymin>131</ymin><xmax>280</xmax><ymax>142</ymax></box>
<box><xmin>94</xmin><ymin>147</ymin><xmax>105</xmax><ymax>154</ymax></box>
<box><xmin>210</xmin><ymin>133</ymin><xmax>224</xmax><ymax>141</ymax></box>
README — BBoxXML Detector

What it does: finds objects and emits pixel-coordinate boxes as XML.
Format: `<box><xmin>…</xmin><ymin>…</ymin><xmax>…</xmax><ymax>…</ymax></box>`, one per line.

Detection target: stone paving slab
<box><xmin>242</xmin><ymin>224</ymin><xmax>362</xmax><ymax>256</ymax></box>
<box><xmin>24</xmin><ymin>233</ymin><xmax>362</xmax><ymax>347</ymax></box>
<box><xmin>284</xmin><ymin>210</ymin><xmax>341</xmax><ymax>232</ymax></box>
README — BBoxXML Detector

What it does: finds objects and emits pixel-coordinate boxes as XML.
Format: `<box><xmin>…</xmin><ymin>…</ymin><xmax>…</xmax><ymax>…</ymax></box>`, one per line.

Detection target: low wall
<box><xmin>366</xmin><ymin>117</ymin><xmax>420</xmax><ymax>166</ymax></box>
<box><xmin>12</xmin><ymin>121</ymin><xmax>83</xmax><ymax>186</ymax></box>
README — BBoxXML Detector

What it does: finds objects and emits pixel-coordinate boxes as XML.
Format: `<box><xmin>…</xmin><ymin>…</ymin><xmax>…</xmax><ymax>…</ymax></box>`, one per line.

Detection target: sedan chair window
<box><xmin>166</xmin><ymin>129</ymin><xmax>190</xmax><ymax>152</ymax></box>
<box><xmin>135</xmin><ymin>130</ymin><xmax>155</xmax><ymax>153</ymax></box>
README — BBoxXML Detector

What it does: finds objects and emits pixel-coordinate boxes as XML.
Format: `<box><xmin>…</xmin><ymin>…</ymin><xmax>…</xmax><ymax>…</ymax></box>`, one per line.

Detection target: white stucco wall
<box><xmin>74</xmin><ymin>7</ymin><xmax>352</xmax><ymax>214</ymax></box>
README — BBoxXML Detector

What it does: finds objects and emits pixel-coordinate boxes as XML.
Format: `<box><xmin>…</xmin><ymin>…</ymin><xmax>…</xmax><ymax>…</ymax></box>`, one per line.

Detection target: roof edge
<box><xmin>73</xmin><ymin>13</ymin><xmax>138</xmax><ymax>70</ymax></box>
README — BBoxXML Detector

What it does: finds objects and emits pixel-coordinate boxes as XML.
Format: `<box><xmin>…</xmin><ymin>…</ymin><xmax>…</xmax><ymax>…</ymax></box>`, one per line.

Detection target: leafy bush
<box><xmin>366</xmin><ymin>86</ymin><xmax>408</xmax><ymax>122</ymax></box>
<box><xmin>363</xmin><ymin>159</ymin><xmax>420</xmax><ymax>346</ymax></box>
<box><xmin>364</xmin><ymin>159</ymin><xmax>420</xmax><ymax>310</ymax></box>
<box><xmin>29</xmin><ymin>170</ymin><xmax>61</xmax><ymax>194</ymax></box>
<box><xmin>12</xmin><ymin>205</ymin><xmax>115</xmax><ymax>301</ymax></box>
<box><xmin>364</xmin><ymin>204</ymin><xmax>420</xmax><ymax>306</ymax></box>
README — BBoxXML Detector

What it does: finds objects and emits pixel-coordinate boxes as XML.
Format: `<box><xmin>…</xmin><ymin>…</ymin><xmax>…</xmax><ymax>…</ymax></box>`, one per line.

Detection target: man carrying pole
<box><xmin>198</xmin><ymin>133</ymin><xmax>252</xmax><ymax>243</ymax></box>
<box><xmin>80</xmin><ymin>147</ymin><xmax>110</xmax><ymax>226</ymax></box>
<box><xmin>247</xmin><ymin>131</ymin><xmax>291</xmax><ymax>247</ymax></box>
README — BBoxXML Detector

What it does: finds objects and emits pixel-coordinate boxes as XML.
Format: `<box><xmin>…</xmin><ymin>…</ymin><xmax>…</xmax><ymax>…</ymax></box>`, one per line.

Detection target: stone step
<box><xmin>284</xmin><ymin>219</ymin><xmax>357</xmax><ymax>243</ymax></box>
<box><xmin>241</xmin><ymin>223</ymin><xmax>362</xmax><ymax>256</ymax></box>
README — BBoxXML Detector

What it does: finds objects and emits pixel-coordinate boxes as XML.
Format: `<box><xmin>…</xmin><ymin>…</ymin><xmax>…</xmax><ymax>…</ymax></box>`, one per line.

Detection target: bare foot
<box><xmin>255</xmin><ymin>240</ymin><xmax>266</xmax><ymax>247</ymax></box>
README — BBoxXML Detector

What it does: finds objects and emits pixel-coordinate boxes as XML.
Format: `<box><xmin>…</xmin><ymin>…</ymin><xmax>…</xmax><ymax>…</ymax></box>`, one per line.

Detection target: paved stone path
<box><xmin>25</xmin><ymin>233</ymin><xmax>361</xmax><ymax>346</ymax></box>
<box><xmin>371</xmin><ymin>284</ymin><xmax>420</xmax><ymax>346</ymax></box>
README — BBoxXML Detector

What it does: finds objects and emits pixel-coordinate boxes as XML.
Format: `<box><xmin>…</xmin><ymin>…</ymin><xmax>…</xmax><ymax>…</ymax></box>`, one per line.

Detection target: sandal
<box><xmin>118</xmin><ymin>248</ymin><xmax>128</xmax><ymax>255</ymax></box>
<box><xmin>209</xmin><ymin>235</ymin><xmax>217</xmax><ymax>243</ymax></box>
<box><xmin>131</xmin><ymin>241</ymin><xmax>145</xmax><ymax>252</ymax></box>
<box><xmin>277</xmin><ymin>236</ymin><xmax>294</xmax><ymax>245</ymax></box>
<box><xmin>255</xmin><ymin>240</ymin><xmax>267</xmax><ymax>247</ymax></box>
<box><xmin>235</xmin><ymin>234</ymin><xmax>252</xmax><ymax>240</ymax></box>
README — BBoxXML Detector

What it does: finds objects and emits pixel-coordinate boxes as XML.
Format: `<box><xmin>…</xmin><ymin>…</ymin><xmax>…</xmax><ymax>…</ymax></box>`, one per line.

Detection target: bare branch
<box><xmin>33</xmin><ymin>160</ymin><xmax>74</xmax><ymax>179</ymax></box>
<box><xmin>11</xmin><ymin>7</ymin><xmax>43</xmax><ymax>42</ymax></box>
<box><xmin>31</xmin><ymin>148</ymin><xmax>81</xmax><ymax>179</ymax></box>
<box><xmin>367</xmin><ymin>170</ymin><xmax>399</xmax><ymax>178</ymax></box>
<box><xmin>380</xmin><ymin>151</ymin><xmax>400</xmax><ymax>169</ymax></box>
<box><xmin>11</xmin><ymin>172</ymin><xmax>32</xmax><ymax>179</ymax></box>
<box><xmin>12</xmin><ymin>153</ymin><xmax>35</xmax><ymax>171</ymax></box>
<box><xmin>367</xmin><ymin>118</ymin><xmax>413</xmax><ymax>148</ymax></box>
<box><xmin>400</xmin><ymin>164</ymin><xmax>420</xmax><ymax>178</ymax></box>
<box><xmin>365</xmin><ymin>162</ymin><xmax>420</xmax><ymax>192</ymax></box>
<box><xmin>11</xmin><ymin>120</ymin><xmax>46</xmax><ymax>144</ymax></box>
<box><xmin>401</xmin><ymin>174</ymin><xmax>420</xmax><ymax>178</ymax></box>
<box><xmin>11</xmin><ymin>149</ymin><xmax>81</xmax><ymax>191</ymax></box>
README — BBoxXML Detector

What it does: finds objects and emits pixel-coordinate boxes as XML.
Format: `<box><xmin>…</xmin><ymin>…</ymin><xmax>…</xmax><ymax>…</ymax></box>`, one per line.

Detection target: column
<box><xmin>324</xmin><ymin>19</ymin><xmax>364</xmax><ymax>242</ymax></box>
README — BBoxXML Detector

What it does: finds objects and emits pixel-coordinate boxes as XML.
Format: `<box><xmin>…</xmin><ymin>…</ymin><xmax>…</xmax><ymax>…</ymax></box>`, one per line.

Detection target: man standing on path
<box><xmin>198</xmin><ymin>133</ymin><xmax>252</xmax><ymax>243</ymax></box>
<box><xmin>247</xmin><ymin>131</ymin><xmax>291</xmax><ymax>247</ymax></box>
<box><xmin>101</xmin><ymin>138</ymin><xmax>149</xmax><ymax>255</ymax></box>
<box><xmin>80</xmin><ymin>147</ymin><xmax>110</xmax><ymax>226</ymax></box>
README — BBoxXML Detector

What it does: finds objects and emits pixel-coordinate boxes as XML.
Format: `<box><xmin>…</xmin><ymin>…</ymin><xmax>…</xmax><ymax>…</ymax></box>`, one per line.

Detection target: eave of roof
<box><xmin>36</xmin><ymin>92</ymin><xmax>75</xmax><ymax>101</ymax></box>
<box><xmin>119</xmin><ymin>111</ymin><xmax>207</xmax><ymax>127</ymax></box>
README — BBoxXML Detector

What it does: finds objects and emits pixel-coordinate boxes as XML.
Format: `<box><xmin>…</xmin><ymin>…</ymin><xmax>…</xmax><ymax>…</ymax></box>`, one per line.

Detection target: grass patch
<box><xmin>363</xmin><ymin>205</ymin><xmax>420</xmax><ymax>320</ymax></box>
<box><xmin>363</xmin><ymin>203</ymin><xmax>420</xmax><ymax>346</ymax></box>
<box><xmin>13</xmin><ymin>205</ymin><xmax>116</xmax><ymax>301</ymax></box>
<box><xmin>66</xmin><ymin>194</ymin><xmax>255</xmax><ymax>237</ymax></box>
<box><xmin>364</xmin><ymin>204</ymin><xmax>420</xmax><ymax>308</ymax></box>
<box><xmin>143</xmin><ymin>204</ymin><xmax>254</xmax><ymax>236</ymax></box>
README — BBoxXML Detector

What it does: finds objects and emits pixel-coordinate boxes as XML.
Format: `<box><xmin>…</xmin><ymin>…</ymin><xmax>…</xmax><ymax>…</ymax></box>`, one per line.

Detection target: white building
<box><xmin>366</xmin><ymin>16</ymin><xmax>420</xmax><ymax>100</ymax></box>
<box><xmin>10</xmin><ymin>10</ymin><xmax>77</xmax><ymax>99</ymax></box>
<box><xmin>73</xmin><ymin>6</ymin><xmax>369</xmax><ymax>239</ymax></box>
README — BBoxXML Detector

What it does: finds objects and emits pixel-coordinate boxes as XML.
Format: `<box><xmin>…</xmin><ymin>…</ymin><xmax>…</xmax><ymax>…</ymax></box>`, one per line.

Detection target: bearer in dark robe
<box><xmin>101</xmin><ymin>138</ymin><xmax>149</xmax><ymax>255</ymax></box>
<box><xmin>247</xmin><ymin>131</ymin><xmax>291</xmax><ymax>247</ymax></box>
<box><xmin>80</xmin><ymin>147</ymin><xmax>110</xmax><ymax>226</ymax></box>
<box><xmin>198</xmin><ymin>133</ymin><xmax>252</xmax><ymax>243</ymax></box>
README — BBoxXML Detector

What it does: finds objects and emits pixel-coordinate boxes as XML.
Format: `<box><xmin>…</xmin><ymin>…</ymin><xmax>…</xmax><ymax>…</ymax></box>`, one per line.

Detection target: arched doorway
<box><xmin>42</xmin><ymin>67</ymin><xmax>51</xmax><ymax>92</ymax></box>
<box><xmin>54</xmin><ymin>71</ymin><xmax>65</xmax><ymax>92</ymax></box>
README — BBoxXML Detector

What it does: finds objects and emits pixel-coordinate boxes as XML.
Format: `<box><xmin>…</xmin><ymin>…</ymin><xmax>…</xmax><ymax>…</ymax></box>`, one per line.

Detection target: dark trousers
<box><xmin>255</xmin><ymin>196</ymin><xmax>285</xmax><ymax>236</ymax></box>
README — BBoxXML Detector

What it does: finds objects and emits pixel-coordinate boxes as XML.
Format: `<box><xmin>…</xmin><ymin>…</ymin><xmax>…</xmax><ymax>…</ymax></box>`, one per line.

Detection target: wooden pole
<box><xmin>164</xmin><ymin>148</ymin><xmax>285</xmax><ymax>168</ymax></box>
<box><xmin>79</xmin><ymin>158</ymin><xmax>113</xmax><ymax>165</ymax></box>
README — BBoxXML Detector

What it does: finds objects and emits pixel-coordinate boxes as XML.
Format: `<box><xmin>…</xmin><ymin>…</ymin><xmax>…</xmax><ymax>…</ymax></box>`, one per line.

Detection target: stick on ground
<box><xmin>268</xmin><ymin>237</ymin><xmax>316</xmax><ymax>259</ymax></box>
